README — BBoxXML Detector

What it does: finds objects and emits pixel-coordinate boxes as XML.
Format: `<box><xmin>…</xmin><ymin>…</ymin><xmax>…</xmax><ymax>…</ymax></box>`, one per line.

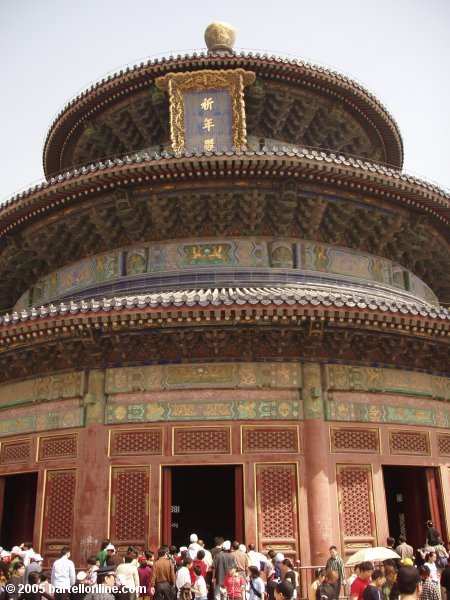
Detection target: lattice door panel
<box><xmin>110</xmin><ymin>466</ymin><xmax>149</xmax><ymax>551</ymax></box>
<box><xmin>336</xmin><ymin>464</ymin><xmax>376</xmax><ymax>558</ymax></box>
<box><xmin>255</xmin><ymin>463</ymin><xmax>299</xmax><ymax>559</ymax></box>
<box><xmin>41</xmin><ymin>469</ymin><xmax>77</xmax><ymax>565</ymax></box>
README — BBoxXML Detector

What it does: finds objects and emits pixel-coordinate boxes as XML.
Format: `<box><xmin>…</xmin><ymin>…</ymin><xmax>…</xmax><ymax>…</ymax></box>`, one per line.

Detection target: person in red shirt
<box><xmin>224</xmin><ymin>566</ymin><xmax>246</xmax><ymax>600</ymax></box>
<box><xmin>192</xmin><ymin>551</ymin><xmax>207</xmax><ymax>584</ymax></box>
<box><xmin>350</xmin><ymin>563</ymin><xmax>374</xmax><ymax>600</ymax></box>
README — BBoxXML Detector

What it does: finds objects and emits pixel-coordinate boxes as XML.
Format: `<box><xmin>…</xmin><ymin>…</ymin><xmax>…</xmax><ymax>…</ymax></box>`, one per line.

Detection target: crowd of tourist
<box><xmin>310</xmin><ymin>523</ymin><xmax>450</xmax><ymax>600</ymax></box>
<box><xmin>1</xmin><ymin>522</ymin><xmax>450</xmax><ymax>600</ymax></box>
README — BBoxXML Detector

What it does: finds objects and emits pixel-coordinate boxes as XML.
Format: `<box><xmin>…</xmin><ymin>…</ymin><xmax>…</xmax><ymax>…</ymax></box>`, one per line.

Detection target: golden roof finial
<box><xmin>204</xmin><ymin>22</ymin><xmax>236</xmax><ymax>53</ymax></box>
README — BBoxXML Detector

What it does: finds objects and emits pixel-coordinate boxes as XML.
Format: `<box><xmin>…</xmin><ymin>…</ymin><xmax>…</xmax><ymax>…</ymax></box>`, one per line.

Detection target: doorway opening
<box><xmin>0</xmin><ymin>472</ymin><xmax>38</xmax><ymax>548</ymax></box>
<box><xmin>162</xmin><ymin>465</ymin><xmax>243</xmax><ymax>549</ymax></box>
<box><xmin>383</xmin><ymin>466</ymin><xmax>445</xmax><ymax>551</ymax></box>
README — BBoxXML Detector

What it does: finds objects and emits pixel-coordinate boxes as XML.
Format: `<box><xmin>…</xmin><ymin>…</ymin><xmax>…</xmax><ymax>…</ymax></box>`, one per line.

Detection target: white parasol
<box><xmin>346</xmin><ymin>547</ymin><xmax>401</xmax><ymax>566</ymax></box>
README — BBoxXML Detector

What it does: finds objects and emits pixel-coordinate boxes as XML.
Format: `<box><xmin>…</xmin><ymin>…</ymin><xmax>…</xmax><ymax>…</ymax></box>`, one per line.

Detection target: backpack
<box><xmin>436</xmin><ymin>545</ymin><xmax>448</xmax><ymax>569</ymax></box>
<box><xmin>436</xmin><ymin>555</ymin><xmax>448</xmax><ymax>569</ymax></box>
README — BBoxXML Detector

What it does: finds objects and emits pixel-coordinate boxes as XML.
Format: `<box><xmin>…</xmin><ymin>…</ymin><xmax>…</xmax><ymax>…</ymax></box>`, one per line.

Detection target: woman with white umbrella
<box><xmin>346</xmin><ymin>548</ymin><xmax>401</xmax><ymax>567</ymax></box>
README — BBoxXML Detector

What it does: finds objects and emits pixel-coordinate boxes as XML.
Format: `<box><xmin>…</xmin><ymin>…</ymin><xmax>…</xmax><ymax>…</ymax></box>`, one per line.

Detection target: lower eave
<box><xmin>1</xmin><ymin>295</ymin><xmax>448</xmax><ymax>354</ymax></box>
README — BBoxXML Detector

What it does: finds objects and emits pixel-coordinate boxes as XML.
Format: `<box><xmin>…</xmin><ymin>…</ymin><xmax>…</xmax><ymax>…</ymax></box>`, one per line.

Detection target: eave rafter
<box><xmin>1</xmin><ymin>294</ymin><xmax>448</xmax><ymax>346</ymax></box>
<box><xmin>0</xmin><ymin>305</ymin><xmax>448</xmax><ymax>385</ymax></box>
<box><xmin>2</xmin><ymin>151</ymin><xmax>449</xmax><ymax>235</ymax></box>
<box><xmin>1</xmin><ymin>150</ymin><xmax>449</xmax><ymax>309</ymax></box>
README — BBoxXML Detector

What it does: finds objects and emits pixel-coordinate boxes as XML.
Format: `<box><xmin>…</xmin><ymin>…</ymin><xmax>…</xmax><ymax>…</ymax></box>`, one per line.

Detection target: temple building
<box><xmin>0</xmin><ymin>22</ymin><xmax>449</xmax><ymax>574</ymax></box>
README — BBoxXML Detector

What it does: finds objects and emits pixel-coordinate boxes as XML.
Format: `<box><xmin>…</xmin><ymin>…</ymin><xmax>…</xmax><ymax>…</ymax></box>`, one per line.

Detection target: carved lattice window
<box><xmin>337</xmin><ymin>466</ymin><xmax>374</xmax><ymax>537</ymax></box>
<box><xmin>174</xmin><ymin>428</ymin><xmax>230</xmax><ymax>454</ymax></box>
<box><xmin>331</xmin><ymin>428</ymin><xmax>379</xmax><ymax>453</ymax></box>
<box><xmin>39</xmin><ymin>435</ymin><xmax>77</xmax><ymax>460</ymax></box>
<box><xmin>389</xmin><ymin>431</ymin><xmax>429</xmax><ymax>455</ymax></box>
<box><xmin>243</xmin><ymin>427</ymin><xmax>298</xmax><ymax>453</ymax></box>
<box><xmin>437</xmin><ymin>434</ymin><xmax>450</xmax><ymax>456</ymax></box>
<box><xmin>111</xmin><ymin>430</ymin><xmax>162</xmax><ymax>456</ymax></box>
<box><xmin>1</xmin><ymin>440</ymin><xmax>31</xmax><ymax>463</ymax></box>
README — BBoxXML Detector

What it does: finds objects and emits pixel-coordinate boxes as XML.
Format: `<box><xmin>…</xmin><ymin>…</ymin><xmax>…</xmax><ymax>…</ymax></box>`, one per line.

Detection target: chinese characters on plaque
<box><xmin>155</xmin><ymin>69</ymin><xmax>256</xmax><ymax>154</ymax></box>
<box><xmin>183</xmin><ymin>89</ymin><xmax>232</xmax><ymax>152</ymax></box>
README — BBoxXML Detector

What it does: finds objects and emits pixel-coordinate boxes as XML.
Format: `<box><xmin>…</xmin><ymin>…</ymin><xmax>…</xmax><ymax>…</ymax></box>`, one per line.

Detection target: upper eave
<box><xmin>42</xmin><ymin>51</ymin><xmax>404</xmax><ymax>175</ymax></box>
<box><xmin>1</xmin><ymin>148</ymin><xmax>448</xmax><ymax>240</ymax></box>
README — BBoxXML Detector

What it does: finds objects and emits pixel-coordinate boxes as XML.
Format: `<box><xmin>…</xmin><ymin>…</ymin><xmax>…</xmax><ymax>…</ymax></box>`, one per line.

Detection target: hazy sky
<box><xmin>1</xmin><ymin>0</ymin><xmax>449</xmax><ymax>202</ymax></box>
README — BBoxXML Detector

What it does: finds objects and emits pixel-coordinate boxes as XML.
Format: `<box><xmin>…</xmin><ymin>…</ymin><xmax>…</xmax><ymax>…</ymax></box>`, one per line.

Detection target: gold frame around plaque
<box><xmin>156</xmin><ymin>69</ymin><xmax>256</xmax><ymax>153</ymax></box>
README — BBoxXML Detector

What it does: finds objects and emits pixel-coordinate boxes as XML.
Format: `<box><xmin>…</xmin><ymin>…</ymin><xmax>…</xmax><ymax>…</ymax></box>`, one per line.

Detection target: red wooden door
<box><xmin>41</xmin><ymin>469</ymin><xmax>76</xmax><ymax>566</ymax></box>
<box><xmin>162</xmin><ymin>467</ymin><xmax>172</xmax><ymax>545</ymax></box>
<box><xmin>426</xmin><ymin>467</ymin><xmax>444</xmax><ymax>537</ymax></box>
<box><xmin>235</xmin><ymin>466</ymin><xmax>244</xmax><ymax>543</ymax></box>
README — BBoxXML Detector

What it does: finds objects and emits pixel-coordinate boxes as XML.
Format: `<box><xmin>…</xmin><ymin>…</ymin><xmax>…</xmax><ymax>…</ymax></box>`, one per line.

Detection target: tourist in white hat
<box><xmin>105</xmin><ymin>544</ymin><xmax>123</xmax><ymax>568</ymax></box>
<box><xmin>188</xmin><ymin>535</ymin><xmax>201</xmax><ymax>561</ymax></box>
<box><xmin>20</xmin><ymin>543</ymin><xmax>35</xmax><ymax>568</ymax></box>
<box><xmin>212</xmin><ymin>542</ymin><xmax>236</xmax><ymax>600</ymax></box>
<box><xmin>24</xmin><ymin>553</ymin><xmax>43</xmax><ymax>584</ymax></box>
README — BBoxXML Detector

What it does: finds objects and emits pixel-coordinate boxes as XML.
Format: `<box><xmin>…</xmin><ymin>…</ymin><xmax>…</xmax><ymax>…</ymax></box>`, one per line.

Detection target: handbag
<box><xmin>250</xmin><ymin>579</ymin><xmax>262</xmax><ymax>599</ymax></box>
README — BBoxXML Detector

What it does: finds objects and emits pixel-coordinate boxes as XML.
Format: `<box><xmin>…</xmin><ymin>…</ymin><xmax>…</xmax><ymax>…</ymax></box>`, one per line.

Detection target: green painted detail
<box><xmin>0</xmin><ymin>405</ymin><xmax>85</xmax><ymax>437</ymax></box>
<box><xmin>302</xmin><ymin>363</ymin><xmax>324</xmax><ymax>419</ymax></box>
<box><xmin>236</xmin><ymin>399</ymin><xmax>300</xmax><ymax>420</ymax></box>
<box><xmin>249</xmin><ymin>240</ymin><xmax>267</xmax><ymax>267</ymax></box>
<box><xmin>14</xmin><ymin>237</ymin><xmax>439</xmax><ymax>310</ymax></box>
<box><xmin>0</xmin><ymin>373</ymin><xmax>85</xmax><ymax>409</ymax></box>
<box><xmin>126</xmin><ymin>248</ymin><xmax>148</xmax><ymax>275</ymax></box>
<box><xmin>327</xmin><ymin>398</ymin><xmax>449</xmax><ymax>428</ymax></box>
<box><xmin>327</xmin><ymin>365</ymin><xmax>450</xmax><ymax>400</ymax></box>
<box><xmin>31</xmin><ymin>252</ymin><xmax>120</xmax><ymax>305</ymax></box>
<box><xmin>384</xmin><ymin>405</ymin><xmax>435</xmax><ymax>425</ymax></box>
<box><xmin>105</xmin><ymin>396</ymin><xmax>302</xmax><ymax>424</ymax></box>
<box><xmin>301</xmin><ymin>242</ymin><xmax>391</xmax><ymax>285</ymax></box>
<box><xmin>165</xmin><ymin>364</ymin><xmax>237</xmax><ymax>387</ymax></box>
<box><xmin>152</xmin><ymin>244</ymin><xmax>167</xmax><ymax>271</ymax></box>
<box><xmin>269</xmin><ymin>242</ymin><xmax>294</xmax><ymax>268</ymax></box>
<box><xmin>84</xmin><ymin>369</ymin><xmax>107</xmax><ymax>425</ymax></box>
<box><xmin>105</xmin><ymin>362</ymin><xmax>301</xmax><ymax>394</ymax></box>
<box><xmin>179</xmin><ymin>243</ymin><xmax>235</xmax><ymax>267</ymax></box>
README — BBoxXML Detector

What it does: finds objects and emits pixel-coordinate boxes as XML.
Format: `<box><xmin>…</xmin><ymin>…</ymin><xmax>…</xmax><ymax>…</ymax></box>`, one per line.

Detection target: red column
<box><xmin>72</xmin><ymin>370</ymin><xmax>111</xmax><ymax>566</ymax></box>
<box><xmin>302</xmin><ymin>363</ymin><xmax>333</xmax><ymax>564</ymax></box>
<box><xmin>72</xmin><ymin>422</ymin><xmax>110</xmax><ymax>566</ymax></box>
<box><xmin>303</xmin><ymin>419</ymin><xmax>333</xmax><ymax>564</ymax></box>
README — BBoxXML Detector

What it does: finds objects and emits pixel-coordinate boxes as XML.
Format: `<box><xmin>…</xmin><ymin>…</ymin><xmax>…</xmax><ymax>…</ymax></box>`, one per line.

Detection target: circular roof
<box><xmin>43</xmin><ymin>51</ymin><xmax>404</xmax><ymax>177</ymax></box>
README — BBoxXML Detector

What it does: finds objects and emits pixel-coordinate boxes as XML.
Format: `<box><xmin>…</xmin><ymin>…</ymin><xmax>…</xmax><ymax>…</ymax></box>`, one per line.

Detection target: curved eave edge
<box><xmin>42</xmin><ymin>51</ymin><xmax>404</xmax><ymax>174</ymax></box>
<box><xmin>1</xmin><ymin>292</ymin><xmax>448</xmax><ymax>339</ymax></box>
<box><xmin>1</xmin><ymin>150</ymin><xmax>449</xmax><ymax>236</ymax></box>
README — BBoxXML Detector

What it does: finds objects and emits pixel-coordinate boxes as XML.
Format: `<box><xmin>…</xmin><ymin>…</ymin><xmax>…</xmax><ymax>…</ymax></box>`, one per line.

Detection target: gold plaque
<box><xmin>156</xmin><ymin>69</ymin><xmax>255</xmax><ymax>153</ymax></box>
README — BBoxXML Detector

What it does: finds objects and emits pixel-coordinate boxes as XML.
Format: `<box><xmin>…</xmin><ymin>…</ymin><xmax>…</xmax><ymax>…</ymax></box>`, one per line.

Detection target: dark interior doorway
<box><xmin>163</xmin><ymin>465</ymin><xmax>243</xmax><ymax>549</ymax></box>
<box><xmin>383</xmin><ymin>466</ymin><xmax>444</xmax><ymax>551</ymax></box>
<box><xmin>0</xmin><ymin>472</ymin><xmax>38</xmax><ymax>548</ymax></box>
